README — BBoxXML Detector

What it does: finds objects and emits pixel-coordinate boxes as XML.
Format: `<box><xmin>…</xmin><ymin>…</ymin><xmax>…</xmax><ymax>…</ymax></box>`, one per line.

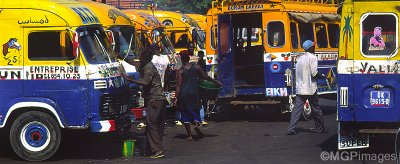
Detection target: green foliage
<box><xmin>155</xmin><ymin>0</ymin><xmax>212</xmax><ymax>14</ymax></box>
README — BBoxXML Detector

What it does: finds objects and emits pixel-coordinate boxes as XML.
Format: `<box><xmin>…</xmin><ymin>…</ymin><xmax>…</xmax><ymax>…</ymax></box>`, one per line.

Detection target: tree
<box><xmin>155</xmin><ymin>0</ymin><xmax>212</xmax><ymax>14</ymax></box>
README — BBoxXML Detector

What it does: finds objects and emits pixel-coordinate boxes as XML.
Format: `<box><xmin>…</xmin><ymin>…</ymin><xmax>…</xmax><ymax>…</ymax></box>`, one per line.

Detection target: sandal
<box><xmin>185</xmin><ymin>136</ymin><xmax>193</xmax><ymax>141</ymax></box>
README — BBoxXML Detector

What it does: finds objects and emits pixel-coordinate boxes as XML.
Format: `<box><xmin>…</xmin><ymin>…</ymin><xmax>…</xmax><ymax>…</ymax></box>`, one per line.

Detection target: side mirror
<box><xmin>106</xmin><ymin>30</ymin><xmax>116</xmax><ymax>51</ymax></box>
<box><xmin>66</xmin><ymin>29</ymin><xmax>80</xmax><ymax>64</ymax></box>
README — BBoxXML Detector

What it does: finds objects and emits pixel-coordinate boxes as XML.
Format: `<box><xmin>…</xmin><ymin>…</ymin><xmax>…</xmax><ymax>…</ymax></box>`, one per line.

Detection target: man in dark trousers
<box><xmin>124</xmin><ymin>50</ymin><xmax>167</xmax><ymax>158</ymax></box>
<box><xmin>287</xmin><ymin>40</ymin><xmax>328</xmax><ymax>135</ymax></box>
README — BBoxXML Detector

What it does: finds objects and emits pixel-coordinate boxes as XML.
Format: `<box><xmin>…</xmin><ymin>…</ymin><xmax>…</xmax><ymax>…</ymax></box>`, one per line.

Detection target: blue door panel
<box><xmin>24</xmin><ymin>80</ymin><xmax>88</xmax><ymax>126</ymax></box>
<box><xmin>217</xmin><ymin>14</ymin><xmax>234</xmax><ymax>98</ymax></box>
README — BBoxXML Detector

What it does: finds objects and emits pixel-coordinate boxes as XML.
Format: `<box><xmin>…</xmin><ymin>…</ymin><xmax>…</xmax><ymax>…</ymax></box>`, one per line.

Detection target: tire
<box><xmin>10</xmin><ymin>111</ymin><xmax>61</xmax><ymax>161</ymax></box>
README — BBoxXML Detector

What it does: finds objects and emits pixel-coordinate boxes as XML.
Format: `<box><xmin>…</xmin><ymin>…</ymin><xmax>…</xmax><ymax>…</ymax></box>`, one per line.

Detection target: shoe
<box><xmin>201</xmin><ymin>121</ymin><xmax>208</xmax><ymax>126</ymax></box>
<box><xmin>149</xmin><ymin>150</ymin><xmax>165</xmax><ymax>159</ymax></box>
<box><xmin>309</xmin><ymin>127</ymin><xmax>329</xmax><ymax>134</ymax></box>
<box><xmin>137</xmin><ymin>122</ymin><xmax>146</xmax><ymax>128</ymax></box>
<box><xmin>175</xmin><ymin>121</ymin><xmax>183</xmax><ymax>126</ymax></box>
<box><xmin>286</xmin><ymin>130</ymin><xmax>297</xmax><ymax>135</ymax></box>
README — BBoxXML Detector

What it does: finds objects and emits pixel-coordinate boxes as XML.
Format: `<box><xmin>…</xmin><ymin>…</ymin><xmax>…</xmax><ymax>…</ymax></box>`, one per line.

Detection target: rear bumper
<box><xmin>90</xmin><ymin>120</ymin><xmax>116</xmax><ymax>132</ymax></box>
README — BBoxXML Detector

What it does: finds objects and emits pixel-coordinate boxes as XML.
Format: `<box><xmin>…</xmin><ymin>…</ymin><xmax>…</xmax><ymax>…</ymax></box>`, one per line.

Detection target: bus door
<box><xmin>232</xmin><ymin>12</ymin><xmax>264</xmax><ymax>96</ymax></box>
<box><xmin>347</xmin><ymin>3</ymin><xmax>400</xmax><ymax>122</ymax></box>
<box><xmin>23</xmin><ymin>28</ymin><xmax>88</xmax><ymax>126</ymax></box>
<box><xmin>217</xmin><ymin>14</ymin><xmax>234</xmax><ymax>98</ymax></box>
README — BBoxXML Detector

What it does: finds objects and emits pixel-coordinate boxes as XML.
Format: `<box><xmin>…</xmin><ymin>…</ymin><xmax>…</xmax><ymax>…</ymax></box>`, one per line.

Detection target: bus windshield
<box><xmin>109</xmin><ymin>26</ymin><xmax>141</xmax><ymax>60</ymax></box>
<box><xmin>77</xmin><ymin>26</ymin><xmax>115</xmax><ymax>64</ymax></box>
<box><xmin>152</xmin><ymin>28</ymin><xmax>175</xmax><ymax>55</ymax></box>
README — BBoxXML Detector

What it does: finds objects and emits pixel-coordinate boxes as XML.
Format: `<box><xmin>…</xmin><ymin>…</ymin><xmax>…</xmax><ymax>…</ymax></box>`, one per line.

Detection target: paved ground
<box><xmin>0</xmin><ymin>99</ymin><xmax>397</xmax><ymax>163</ymax></box>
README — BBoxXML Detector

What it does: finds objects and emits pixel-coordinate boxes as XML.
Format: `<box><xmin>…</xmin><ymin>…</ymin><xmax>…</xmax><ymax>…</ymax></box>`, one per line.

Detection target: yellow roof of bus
<box><xmin>0</xmin><ymin>0</ymin><xmax>102</xmax><ymax>27</ymax></box>
<box><xmin>123</xmin><ymin>9</ymin><xmax>164</xmax><ymax>31</ymax></box>
<box><xmin>79</xmin><ymin>1</ymin><xmax>132</xmax><ymax>27</ymax></box>
<box><xmin>136</xmin><ymin>10</ymin><xmax>191</xmax><ymax>29</ymax></box>
<box><xmin>185</xmin><ymin>14</ymin><xmax>207</xmax><ymax>30</ymax></box>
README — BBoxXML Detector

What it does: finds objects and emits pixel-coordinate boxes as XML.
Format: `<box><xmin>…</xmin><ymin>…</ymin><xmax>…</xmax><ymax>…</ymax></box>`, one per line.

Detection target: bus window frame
<box><xmin>315</xmin><ymin>23</ymin><xmax>329</xmax><ymax>48</ymax></box>
<box><xmin>266</xmin><ymin>20</ymin><xmax>286</xmax><ymax>48</ymax></box>
<box><xmin>290</xmin><ymin>22</ymin><xmax>299</xmax><ymax>49</ymax></box>
<box><xmin>359</xmin><ymin>12</ymin><xmax>398</xmax><ymax>58</ymax></box>
<box><xmin>210</xmin><ymin>25</ymin><xmax>216</xmax><ymax>50</ymax></box>
<box><xmin>28</xmin><ymin>30</ymin><xmax>75</xmax><ymax>61</ymax></box>
<box><xmin>327</xmin><ymin>23</ymin><xmax>340</xmax><ymax>48</ymax></box>
<box><xmin>298</xmin><ymin>22</ymin><xmax>315</xmax><ymax>48</ymax></box>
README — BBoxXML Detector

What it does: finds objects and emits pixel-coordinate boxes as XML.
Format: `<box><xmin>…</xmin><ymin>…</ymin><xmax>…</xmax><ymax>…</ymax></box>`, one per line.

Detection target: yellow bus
<box><xmin>337</xmin><ymin>0</ymin><xmax>400</xmax><ymax>150</ymax></box>
<box><xmin>214</xmin><ymin>0</ymin><xmax>340</xmax><ymax>115</ymax></box>
<box><xmin>0</xmin><ymin>0</ymin><xmax>131</xmax><ymax>161</ymax></box>
<box><xmin>137</xmin><ymin>10</ymin><xmax>206</xmax><ymax>58</ymax></box>
<box><xmin>205</xmin><ymin>6</ymin><xmax>223</xmax><ymax>78</ymax></box>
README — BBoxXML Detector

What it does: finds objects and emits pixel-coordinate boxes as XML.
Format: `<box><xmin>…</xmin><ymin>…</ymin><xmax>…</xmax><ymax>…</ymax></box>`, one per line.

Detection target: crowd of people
<box><xmin>123</xmin><ymin>40</ymin><xmax>328</xmax><ymax>159</ymax></box>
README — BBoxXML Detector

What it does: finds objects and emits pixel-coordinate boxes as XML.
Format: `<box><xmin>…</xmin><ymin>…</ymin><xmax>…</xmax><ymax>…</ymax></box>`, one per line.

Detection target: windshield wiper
<box><xmin>94</xmin><ymin>34</ymin><xmax>112</xmax><ymax>64</ymax></box>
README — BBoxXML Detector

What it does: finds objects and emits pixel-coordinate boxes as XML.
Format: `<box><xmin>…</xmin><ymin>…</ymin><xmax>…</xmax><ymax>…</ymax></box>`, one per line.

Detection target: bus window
<box><xmin>28</xmin><ymin>32</ymin><xmax>74</xmax><ymax>60</ymax></box>
<box><xmin>210</xmin><ymin>25</ymin><xmax>216</xmax><ymax>50</ymax></box>
<box><xmin>220</xmin><ymin>23</ymin><xmax>231</xmax><ymax>54</ymax></box>
<box><xmin>328</xmin><ymin>24</ymin><xmax>339</xmax><ymax>48</ymax></box>
<box><xmin>299</xmin><ymin>22</ymin><xmax>314</xmax><ymax>48</ymax></box>
<box><xmin>267</xmin><ymin>21</ymin><xmax>285</xmax><ymax>47</ymax></box>
<box><xmin>361</xmin><ymin>14</ymin><xmax>397</xmax><ymax>56</ymax></box>
<box><xmin>174</xmin><ymin>32</ymin><xmax>190</xmax><ymax>48</ymax></box>
<box><xmin>290</xmin><ymin>22</ymin><xmax>299</xmax><ymax>48</ymax></box>
<box><xmin>315</xmin><ymin>23</ymin><xmax>328</xmax><ymax>48</ymax></box>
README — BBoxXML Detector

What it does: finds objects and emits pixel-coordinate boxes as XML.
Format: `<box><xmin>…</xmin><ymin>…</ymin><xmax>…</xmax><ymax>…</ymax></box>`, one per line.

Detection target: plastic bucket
<box><xmin>122</xmin><ymin>139</ymin><xmax>135</xmax><ymax>157</ymax></box>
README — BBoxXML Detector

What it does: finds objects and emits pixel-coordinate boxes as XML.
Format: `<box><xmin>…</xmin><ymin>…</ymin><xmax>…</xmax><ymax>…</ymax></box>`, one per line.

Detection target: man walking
<box><xmin>287</xmin><ymin>40</ymin><xmax>328</xmax><ymax>135</ymax></box>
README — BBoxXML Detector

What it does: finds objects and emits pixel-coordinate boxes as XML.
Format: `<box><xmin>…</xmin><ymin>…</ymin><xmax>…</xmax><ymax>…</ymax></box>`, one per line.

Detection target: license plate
<box><xmin>370</xmin><ymin>91</ymin><xmax>390</xmax><ymax>107</ymax></box>
<box><xmin>338</xmin><ymin>129</ymin><xmax>369</xmax><ymax>149</ymax></box>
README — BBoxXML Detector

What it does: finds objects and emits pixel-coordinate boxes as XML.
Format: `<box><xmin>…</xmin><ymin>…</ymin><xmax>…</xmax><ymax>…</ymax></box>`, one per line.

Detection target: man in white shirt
<box><xmin>151</xmin><ymin>46</ymin><xmax>170</xmax><ymax>89</ymax></box>
<box><xmin>287</xmin><ymin>40</ymin><xmax>327</xmax><ymax>135</ymax></box>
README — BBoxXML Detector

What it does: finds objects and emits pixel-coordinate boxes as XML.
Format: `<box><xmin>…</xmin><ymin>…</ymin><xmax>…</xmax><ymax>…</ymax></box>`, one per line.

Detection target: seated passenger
<box><xmin>369</xmin><ymin>27</ymin><xmax>385</xmax><ymax>50</ymax></box>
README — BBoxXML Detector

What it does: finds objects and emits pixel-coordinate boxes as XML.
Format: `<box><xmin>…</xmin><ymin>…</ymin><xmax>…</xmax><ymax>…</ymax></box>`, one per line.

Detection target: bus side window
<box><xmin>29</xmin><ymin>31</ymin><xmax>74</xmax><ymax>60</ymax></box>
<box><xmin>328</xmin><ymin>24</ymin><xmax>339</xmax><ymax>48</ymax></box>
<box><xmin>315</xmin><ymin>23</ymin><xmax>328</xmax><ymax>48</ymax></box>
<box><xmin>220</xmin><ymin>23</ymin><xmax>231</xmax><ymax>54</ymax></box>
<box><xmin>210</xmin><ymin>25</ymin><xmax>216</xmax><ymax>50</ymax></box>
<box><xmin>361</xmin><ymin>14</ymin><xmax>397</xmax><ymax>56</ymax></box>
<box><xmin>290</xmin><ymin>22</ymin><xmax>299</xmax><ymax>48</ymax></box>
<box><xmin>175</xmin><ymin>33</ymin><xmax>189</xmax><ymax>48</ymax></box>
<box><xmin>267</xmin><ymin>21</ymin><xmax>285</xmax><ymax>48</ymax></box>
<box><xmin>298</xmin><ymin>22</ymin><xmax>314</xmax><ymax>48</ymax></box>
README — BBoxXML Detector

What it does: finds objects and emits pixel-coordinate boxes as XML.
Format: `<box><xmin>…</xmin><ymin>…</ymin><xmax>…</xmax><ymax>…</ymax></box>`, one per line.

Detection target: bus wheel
<box><xmin>302</xmin><ymin>99</ymin><xmax>313</xmax><ymax>120</ymax></box>
<box><xmin>10</xmin><ymin>111</ymin><xmax>61</xmax><ymax>161</ymax></box>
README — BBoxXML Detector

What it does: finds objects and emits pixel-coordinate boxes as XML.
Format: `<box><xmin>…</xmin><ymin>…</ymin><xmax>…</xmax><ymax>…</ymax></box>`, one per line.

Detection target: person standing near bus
<box><xmin>287</xmin><ymin>40</ymin><xmax>328</xmax><ymax>135</ymax></box>
<box><xmin>175</xmin><ymin>50</ymin><xmax>222</xmax><ymax>141</ymax></box>
<box><xmin>123</xmin><ymin>50</ymin><xmax>167</xmax><ymax>158</ymax></box>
